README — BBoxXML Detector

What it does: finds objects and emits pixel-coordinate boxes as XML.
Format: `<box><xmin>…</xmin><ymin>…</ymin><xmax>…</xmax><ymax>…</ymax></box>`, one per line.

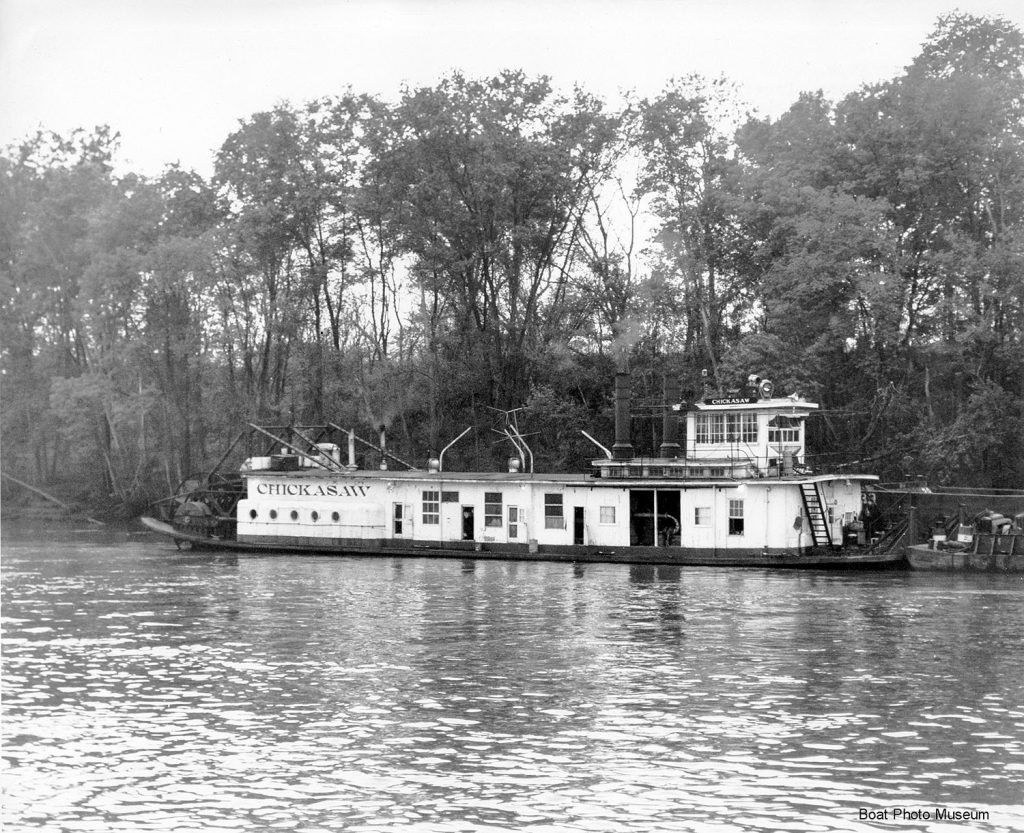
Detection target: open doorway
<box><xmin>630</xmin><ymin>490</ymin><xmax>681</xmax><ymax>546</ymax></box>
<box><xmin>574</xmin><ymin>506</ymin><xmax>585</xmax><ymax>545</ymax></box>
<box><xmin>630</xmin><ymin>490</ymin><xmax>654</xmax><ymax>545</ymax></box>
<box><xmin>657</xmin><ymin>490</ymin><xmax>681</xmax><ymax>546</ymax></box>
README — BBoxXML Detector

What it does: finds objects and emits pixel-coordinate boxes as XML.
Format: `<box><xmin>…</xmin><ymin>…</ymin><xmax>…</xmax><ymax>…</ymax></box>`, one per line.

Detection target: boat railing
<box><xmin>862</xmin><ymin>489</ymin><xmax>914</xmax><ymax>553</ymax></box>
<box><xmin>150</xmin><ymin>480</ymin><xmax>243</xmax><ymax>523</ymax></box>
<box><xmin>802</xmin><ymin>450</ymin><xmax>881</xmax><ymax>475</ymax></box>
<box><xmin>868</xmin><ymin>519</ymin><xmax>908</xmax><ymax>554</ymax></box>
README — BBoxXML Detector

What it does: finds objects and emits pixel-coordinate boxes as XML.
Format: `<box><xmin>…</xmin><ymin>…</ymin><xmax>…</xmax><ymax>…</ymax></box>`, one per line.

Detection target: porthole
<box><xmin>290</xmin><ymin>510</ymin><xmax>299</xmax><ymax>521</ymax></box>
<box><xmin>249</xmin><ymin>509</ymin><xmax>258</xmax><ymax>519</ymax></box>
<box><xmin>331</xmin><ymin>511</ymin><xmax>340</xmax><ymax>522</ymax></box>
<box><xmin>269</xmin><ymin>509</ymin><xmax>278</xmax><ymax>520</ymax></box>
<box><xmin>311</xmin><ymin>510</ymin><xmax>319</xmax><ymax>522</ymax></box>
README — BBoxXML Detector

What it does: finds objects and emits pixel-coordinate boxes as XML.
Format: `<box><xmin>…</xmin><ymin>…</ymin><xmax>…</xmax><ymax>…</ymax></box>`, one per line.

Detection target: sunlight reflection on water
<box><xmin>2</xmin><ymin>526</ymin><xmax>1023</xmax><ymax>832</ymax></box>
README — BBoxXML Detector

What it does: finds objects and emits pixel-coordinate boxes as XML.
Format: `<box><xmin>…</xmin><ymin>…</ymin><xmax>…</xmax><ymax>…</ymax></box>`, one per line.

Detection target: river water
<box><xmin>2</xmin><ymin>523</ymin><xmax>1022</xmax><ymax>832</ymax></box>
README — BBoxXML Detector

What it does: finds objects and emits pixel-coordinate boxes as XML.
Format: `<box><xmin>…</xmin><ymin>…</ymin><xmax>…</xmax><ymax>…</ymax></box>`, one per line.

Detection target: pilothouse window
<box><xmin>768</xmin><ymin>415</ymin><xmax>801</xmax><ymax>444</ymax></box>
<box><xmin>696</xmin><ymin>413</ymin><xmax>757</xmax><ymax>443</ymax></box>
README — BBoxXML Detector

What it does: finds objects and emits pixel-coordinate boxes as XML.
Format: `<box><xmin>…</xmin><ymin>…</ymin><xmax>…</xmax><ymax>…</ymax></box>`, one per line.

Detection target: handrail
<box><xmin>289</xmin><ymin>425</ymin><xmax>348</xmax><ymax>472</ymax></box>
<box><xmin>327</xmin><ymin>423</ymin><xmax>419</xmax><ymax>470</ymax></box>
<box><xmin>247</xmin><ymin>423</ymin><xmax>345</xmax><ymax>471</ymax></box>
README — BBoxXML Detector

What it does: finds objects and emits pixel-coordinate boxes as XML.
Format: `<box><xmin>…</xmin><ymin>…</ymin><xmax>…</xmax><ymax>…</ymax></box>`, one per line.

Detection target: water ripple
<box><xmin>2</xmin><ymin>530</ymin><xmax>1023</xmax><ymax>831</ymax></box>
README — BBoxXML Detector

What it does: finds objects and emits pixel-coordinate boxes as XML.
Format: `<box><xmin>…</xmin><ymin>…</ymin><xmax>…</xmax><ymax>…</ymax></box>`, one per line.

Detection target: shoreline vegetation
<box><xmin>2</xmin><ymin>13</ymin><xmax>1022</xmax><ymax>520</ymax></box>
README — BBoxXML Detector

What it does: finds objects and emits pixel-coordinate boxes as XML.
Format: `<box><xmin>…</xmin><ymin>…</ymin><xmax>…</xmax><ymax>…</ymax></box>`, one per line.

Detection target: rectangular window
<box><xmin>768</xmin><ymin>416</ymin><xmax>801</xmax><ymax>444</ymax></box>
<box><xmin>695</xmin><ymin>414</ymin><xmax>726</xmax><ymax>443</ymax></box>
<box><xmin>696</xmin><ymin>413</ymin><xmax>759</xmax><ymax>443</ymax></box>
<box><xmin>695</xmin><ymin>416</ymin><xmax>709</xmax><ymax>444</ymax></box>
<box><xmin>600</xmin><ymin>506</ymin><xmax>616</xmax><ymax>524</ymax></box>
<box><xmin>544</xmin><ymin>493</ymin><xmax>564</xmax><ymax>529</ymax></box>
<box><xmin>726</xmin><ymin>414</ymin><xmax>758</xmax><ymax>443</ymax></box>
<box><xmin>742</xmin><ymin>414</ymin><xmax>758</xmax><ymax>443</ymax></box>
<box><xmin>694</xmin><ymin>506</ymin><xmax>711</xmax><ymax>526</ymax></box>
<box><xmin>709</xmin><ymin>468</ymin><xmax>725</xmax><ymax>477</ymax></box>
<box><xmin>441</xmin><ymin>491</ymin><xmax>459</xmax><ymax>503</ymax></box>
<box><xmin>710</xmin><ymin>414</ymin><xmax>724</xmax><ymax>443</ymax></box>
<box><xmin>697</xmin><ymin>413</ymin><xmax>757</xmax><ymax>443</ymax></box>
<box><xmin>422</xmin><ymin>490</ymin><xmax>439</xmax><ymax>525</ymax></box>
<box><xmin>725</xmin><ymin>414</ymin><xmax>740</xmax><ymax>442</ymax></box>
<box><xmin>484</xmin><ymin>492</ymin><xmax>503</xmax><ymax>527</ymax></box>
<box><xmin>729</xmin><ymin>499</ymin><xmax>744</xmax><ymax>535</ymax></box>
<box><xmin>508</xmin><ymin>506</ymin><xmax>519</xmax><ymax>538</ymax></box>
<box><xmin>393</xmin><ymin>502</ymin><xmax>404</xmax><ymax>535</ymax></box>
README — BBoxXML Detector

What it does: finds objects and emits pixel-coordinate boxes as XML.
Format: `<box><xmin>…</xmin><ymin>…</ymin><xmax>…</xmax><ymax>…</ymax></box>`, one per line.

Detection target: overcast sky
<box><xmin>1</xmin><ymin>0</ymin><xmax>1021</xmax><ymax>177</ymax></box>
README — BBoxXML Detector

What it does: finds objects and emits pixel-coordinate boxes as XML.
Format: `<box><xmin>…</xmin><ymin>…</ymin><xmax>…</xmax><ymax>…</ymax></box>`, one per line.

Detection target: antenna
<box><xmin>488</xmin><ymin>406</ymin><xmax>534</xmax><ymax>473</ymax></box>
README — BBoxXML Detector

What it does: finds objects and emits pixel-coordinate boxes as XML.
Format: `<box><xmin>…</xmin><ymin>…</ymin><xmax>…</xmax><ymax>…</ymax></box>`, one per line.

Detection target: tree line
<box><xmin>2</xmin><ymin>12</ymin><xmax>1022</xmax><ymax>516</ymax></box>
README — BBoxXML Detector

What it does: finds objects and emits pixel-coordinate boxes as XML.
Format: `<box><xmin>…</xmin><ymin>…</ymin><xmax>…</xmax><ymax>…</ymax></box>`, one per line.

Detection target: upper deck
<box><xmin>686</xmin><ymin>393</ymin><xmax>816</xmax><ymax>472</ymax></box>
<box><xmin>595</xmin><ymin>374</ymin><xmax>825</xmax><ymax>480</ymax></box>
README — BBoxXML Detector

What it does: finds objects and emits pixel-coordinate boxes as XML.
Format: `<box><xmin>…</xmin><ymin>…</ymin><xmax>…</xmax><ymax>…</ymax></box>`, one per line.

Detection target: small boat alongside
<box><xmin>141</xmin><ymin>372</ymin><xmax>905</xmax><ymax>569</ymax></box>
<box><xmin>907</xmin><ymin>510</ymin><xmax>1024</xmax><ymax>572</ymax></box>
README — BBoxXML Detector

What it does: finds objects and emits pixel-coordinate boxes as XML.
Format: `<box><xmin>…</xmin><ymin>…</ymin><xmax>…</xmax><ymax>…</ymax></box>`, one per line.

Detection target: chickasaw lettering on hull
<box><xmin>254</xmin><ymin>482</ymin><xmax>369</xmax><ymax>498</ymax></box>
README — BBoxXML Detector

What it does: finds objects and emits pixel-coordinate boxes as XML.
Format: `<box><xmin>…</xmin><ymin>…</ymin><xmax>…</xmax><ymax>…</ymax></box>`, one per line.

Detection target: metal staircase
<box><xmin>800</xmin><ymin>482</ymin><xmax>833</xmax><ymax>547</ymax></box>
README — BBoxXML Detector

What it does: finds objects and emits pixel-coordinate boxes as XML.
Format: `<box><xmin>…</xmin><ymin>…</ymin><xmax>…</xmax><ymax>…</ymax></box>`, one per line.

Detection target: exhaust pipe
<box><xmin>612</xmin><ymin>371</ymin><xmax>634</xmax><ymax>460</ymax></box>
<box><xmin>659</xmin><ymin>374</ymin><xmax>681</xmax><ymax>458</ymax></box>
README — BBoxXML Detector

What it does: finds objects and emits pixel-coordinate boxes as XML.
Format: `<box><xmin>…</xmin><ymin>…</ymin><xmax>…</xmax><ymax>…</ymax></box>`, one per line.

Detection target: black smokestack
<box><xmin>612</xmin><ymin>371</ymin><xmax>634</xmax><ymax>460</ymax></box>
<box><xmin>660</xmin><ymin>374</ymin><xmax>681</xmax><ymax>458</ymax></box>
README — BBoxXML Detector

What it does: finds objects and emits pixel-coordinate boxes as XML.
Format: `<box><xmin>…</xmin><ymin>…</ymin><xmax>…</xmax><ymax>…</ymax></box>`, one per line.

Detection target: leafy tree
<box><xmin>1</xmin><ymin>128</ymin><xmax>124</xmax><ymax>493</ymax></box>
<box><xmin>636</xmin><ymin>75</ymin><xmax>751</xmax><ymax>388</ymax></box>
<box><xmin>726</xmin><ymin>13</ymin><xmax>1024</xmax><ymax>483</ymax></box>
<box><xmin>838</xmin><ymin>12</ymin><xmax>1024</xmax><ymax>482</ymax></box>
<box><xmin>378</xmin><ymin>72</ymin><xmax>622</xmax><ymax>417</ymax></box>
<box><xmin>4</xmin><ymin>21</ymin><xmax>1024</xmax><ymax>513</ymax></box>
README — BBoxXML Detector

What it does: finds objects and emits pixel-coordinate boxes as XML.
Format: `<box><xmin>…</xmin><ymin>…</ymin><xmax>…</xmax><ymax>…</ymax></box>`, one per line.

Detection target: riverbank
<box><xmin>0</xmin><ymin>489</ymin><xmax>143</xmax><ymax>526</ymax></box>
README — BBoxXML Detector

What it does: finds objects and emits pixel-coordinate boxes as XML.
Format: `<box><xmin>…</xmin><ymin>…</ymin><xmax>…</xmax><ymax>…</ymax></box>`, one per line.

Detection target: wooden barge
<box><xmin>906</xmin><ymin>508</ymin><xmax>1024</xmax><ymax>572</ymax></box>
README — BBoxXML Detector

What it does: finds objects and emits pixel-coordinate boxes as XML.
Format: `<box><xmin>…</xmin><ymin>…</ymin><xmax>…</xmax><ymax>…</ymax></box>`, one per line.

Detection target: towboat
<box><xmin>141</xmin><ymin>373</ymin><xmax>905</xmax><ymax>568</ymax></box>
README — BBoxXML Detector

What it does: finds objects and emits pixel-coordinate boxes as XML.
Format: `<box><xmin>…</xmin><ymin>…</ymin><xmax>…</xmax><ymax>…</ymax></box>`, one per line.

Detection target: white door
<box><xmin>508</xmin><ymin>506</ymin><xmax>519</xmax><ymax>540</ymax></box>
<box><xmin>393</xmin><ymin>502</ymin><xmax>411</xmax><ymax>538</ymax></box>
